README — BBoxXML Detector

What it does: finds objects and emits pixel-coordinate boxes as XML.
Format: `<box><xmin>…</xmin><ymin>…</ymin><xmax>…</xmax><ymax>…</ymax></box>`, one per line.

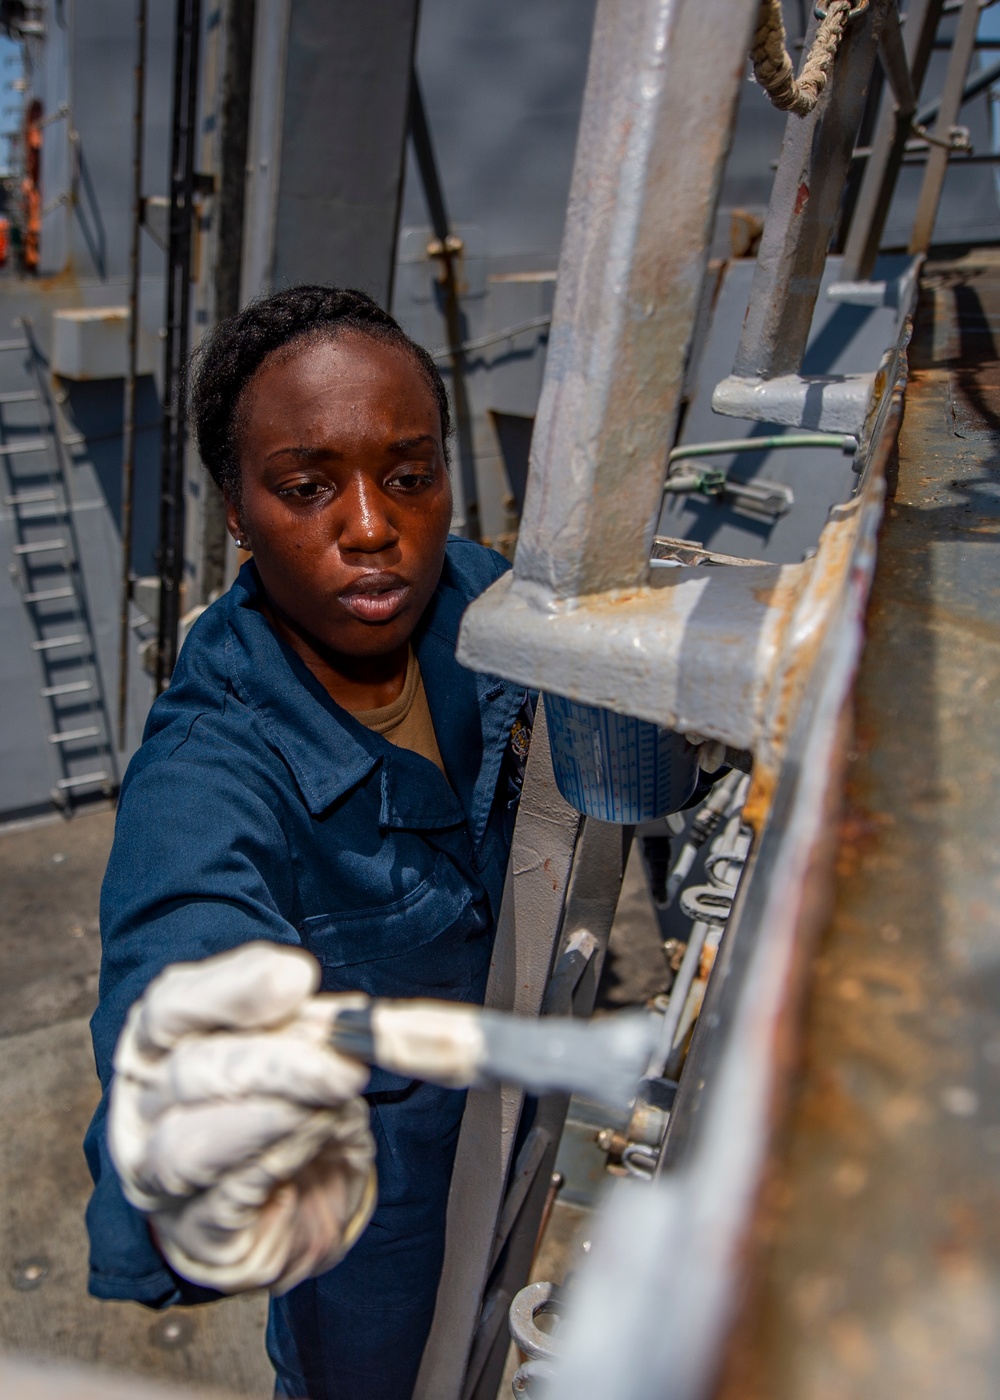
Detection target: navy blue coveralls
<box><xmin>84</xmin><ymin>538</ymin><xmax>528</xmax><ymax>1400</ymax></box>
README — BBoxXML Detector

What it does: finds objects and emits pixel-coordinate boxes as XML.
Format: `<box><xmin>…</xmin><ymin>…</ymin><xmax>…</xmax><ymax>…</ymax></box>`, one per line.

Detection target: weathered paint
<box><xmin>732</xmin><ymin>0</ymin><xmax>891</xmax><ymax>382</ymax></box>
<box><xmin>459</xmin><ymin>561</ymin><xmax>809</xmax><ymax>752</ymax></box>
<box><xmin>535</xmin><ymin>246</ymin><xmax>914</xmax><ymax>1400</ymax></box>
<box><xmin>713</xmin><ymin>249</ymin><xmax>1000</xmax><ymax>1400</ymax></box>
<box><xmin>498</xmin><ymin>0</ymin><xmax>761</xmax><ymax>601</ymax></box>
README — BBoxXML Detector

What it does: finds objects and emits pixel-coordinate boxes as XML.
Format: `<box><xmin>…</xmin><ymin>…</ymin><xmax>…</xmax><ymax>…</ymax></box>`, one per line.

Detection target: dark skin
<box><xmin>225</xmin><ymin>331</ymin><xmax>453</xmax><ymax>711</ymax></box>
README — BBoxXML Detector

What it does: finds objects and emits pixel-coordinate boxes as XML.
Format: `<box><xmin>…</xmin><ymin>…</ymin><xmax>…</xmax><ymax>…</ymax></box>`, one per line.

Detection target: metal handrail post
<box><xmin>840</xmin><ymin>0</ymin><xmax>944</xmax><ymax>282</ymax></box>
<box><xmin>878</xmin><ymin>0</ymin><xmax>918</xmax><ymax>113</ymax></box>
<box><xmin>910</xmin><ymin>0</ymin><xmax>982</xmax><ymax>251</ymax></box>
<box><xmin>505</xmin><ymin>0</ymin><xmax>761</xmax><ymax>601</ymax></box>
<box><xmin>731</xmin><ymin>0</ymin><xmax>892</xmax><ymax>382</ymax></box>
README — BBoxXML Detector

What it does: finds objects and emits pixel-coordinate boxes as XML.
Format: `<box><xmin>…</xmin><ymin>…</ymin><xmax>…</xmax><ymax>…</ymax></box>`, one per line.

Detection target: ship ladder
<box><xmin>2</xmin><ymin>318</ymin><xmax>117</xmax><ymax>812</ymax></box>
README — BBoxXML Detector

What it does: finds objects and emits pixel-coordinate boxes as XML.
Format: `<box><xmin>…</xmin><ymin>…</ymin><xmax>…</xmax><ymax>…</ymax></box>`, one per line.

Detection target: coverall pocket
<box><xmin>298</xmin><ymin>850</ymin><xmax>488</xmax><ymax>1000</ymax></box>
<box><xmin>300</xmin><ymin>851</ymin><xmax>490</xmax><ymax>1096</ymax></box>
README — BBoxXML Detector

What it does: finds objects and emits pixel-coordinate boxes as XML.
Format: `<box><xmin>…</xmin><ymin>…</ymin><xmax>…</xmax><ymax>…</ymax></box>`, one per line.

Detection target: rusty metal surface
<box><xmin>459</xmin><ymin>558</ymin><xmax>809</xmax><ymax>751</ymax></box>
<box><xmin>713</xmin><ymin>249</ymin><xmax>1000</xmax><ymax>1400</ymax></box>
<box><xmin>532</xmin><ymin>290</ymin><xmax>908</xmax><ymax>1400</ymax></box>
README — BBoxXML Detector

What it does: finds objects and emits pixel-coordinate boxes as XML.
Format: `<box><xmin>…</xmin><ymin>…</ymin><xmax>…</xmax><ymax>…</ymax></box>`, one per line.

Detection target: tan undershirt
<box><xmin>349</xmin><ymin>648</ymin><xmax>448</xmax><ymax>776</ymax></box>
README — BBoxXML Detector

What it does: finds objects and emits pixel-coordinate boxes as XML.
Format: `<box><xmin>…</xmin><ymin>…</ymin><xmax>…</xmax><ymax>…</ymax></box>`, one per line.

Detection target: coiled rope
<box><xmin>751</xmin><ymin>0</ymin><xmax>859</xmax><ymax>117</ymax></box>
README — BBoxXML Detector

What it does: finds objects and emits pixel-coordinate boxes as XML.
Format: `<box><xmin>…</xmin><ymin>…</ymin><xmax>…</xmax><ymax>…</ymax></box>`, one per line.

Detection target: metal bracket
<box><xmin>509</xmin><ymin>1282</ymin><xmax>563</xmax><ymax>1362</ymax></box>
<box><xmin>457</xmin><ymin>562</ymin><xmax>809</xmax><ymax>752</ymax></box>
<box><xmin>711</xmin><ymin>371</ymin><xmax>876</xmax><ymax>435</ymax></box>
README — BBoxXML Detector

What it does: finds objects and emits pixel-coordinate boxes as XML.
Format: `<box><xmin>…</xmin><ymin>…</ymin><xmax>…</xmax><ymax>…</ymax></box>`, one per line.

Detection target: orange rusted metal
<box><xmin>713</xmin><ymin>249</ymin><xmax>1000</xmax><ymax>1400</ymax></box>
<box><xmin>21</xmin><ymin>99</ymin><xmax>42</xmax><ymax>275</ymax></box>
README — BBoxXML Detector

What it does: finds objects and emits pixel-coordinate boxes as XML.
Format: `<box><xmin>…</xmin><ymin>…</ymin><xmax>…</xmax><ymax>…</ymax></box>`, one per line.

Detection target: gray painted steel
<box><xmin>414</xmin><ymin>707</ymin><xmax>627</xmax><ymax>1400</ymax></box>
<box><xmin>911</xmin><ymin>0</ymin><xmax>984</xmax><ymax>251</ymax></box>
<box><xmin>734</xmin><ymin>1</ymin><xmax>894</xmax><ymax>382</ymax></box>
<box><xmin>659</xmin><ymin>253</ymin><xmax>912</xmax><ymax>565</ymax></box>
<box><xmin>464</xmin><ymin>0</ymin><xmax>760</xmax><ymax>605</ymax></box>
<box><xmin>243</xmin><ymin>0</ymin><xmax>420</xmax><ymax>305</ymax></box>
<box><xmin>842</xmin><ymin>0</ymin><xmax>943</xmax><ymax>281</ymax></box>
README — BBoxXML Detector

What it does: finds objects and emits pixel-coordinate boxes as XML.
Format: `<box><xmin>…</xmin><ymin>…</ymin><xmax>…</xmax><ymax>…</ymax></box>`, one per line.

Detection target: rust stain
<box><xmin>714</xmin><ymin>250</ymin><xmax>1000</xmax><ymax>1400</ymax></box>
<box><xmin>742</xmin><ymin>763</ymin><xmax>776</xmax><ymax>833</ymax></box>
<box><xmin>542</xmin><ymin>855</ymin><xmax>558</xmax><ymax>892</ymax></box>
<box><xmin>793</xmin><ymin>182</ymin><xmax>809</xmax><ymax>217</ymax></box>
<box><xmin>34</xmin><ymin>261</ymin><xmax>83</xmax><ymax>299</ymax></box>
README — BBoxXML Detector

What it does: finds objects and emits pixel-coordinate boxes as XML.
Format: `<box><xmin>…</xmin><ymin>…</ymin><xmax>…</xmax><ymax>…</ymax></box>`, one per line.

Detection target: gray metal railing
<box><xmin>448</xmin><ymin>1</ymin><xmax>983</xmax><ymax>1398</ymax></box>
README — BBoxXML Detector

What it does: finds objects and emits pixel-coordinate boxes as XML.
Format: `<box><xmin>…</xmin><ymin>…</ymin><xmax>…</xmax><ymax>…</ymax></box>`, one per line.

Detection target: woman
<box><xmin>84</xmin><ymin>286</ymin><xmax>532</xmax><ymax>1400</ymax></box>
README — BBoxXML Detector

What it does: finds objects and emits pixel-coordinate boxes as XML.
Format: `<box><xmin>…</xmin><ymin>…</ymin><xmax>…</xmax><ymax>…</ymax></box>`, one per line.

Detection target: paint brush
<box><xmin>324</xmin><ymin>997</ymin><xmax>660</xmax><ymax>1110</ymax></box>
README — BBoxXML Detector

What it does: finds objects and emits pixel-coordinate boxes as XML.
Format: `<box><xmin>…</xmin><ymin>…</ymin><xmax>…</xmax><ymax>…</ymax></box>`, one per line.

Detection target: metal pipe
<box><xmin>473</xmin><ymin>0</ymin><xmax>761</xmax><ymax>603</ymax></box>
<box><xmin>645</xmin><ymin>920</ymin><xmax>711</xmax><ymax>1081</ymax></box>
<box><xmin>668</xmin><ymin>433</ymin><xmax>857</xmax><ymax>462</ymax></box>
<box><xmin>155</xmin><ymin>0</ymin><xmax>202</xmax><ymax>692</ymax></box>
<box><xmin>408</xmin><ymin>73</ymin><xmax>479</xmax><ymax>541</ymax></box>
<box><xmin>913</xmin><ymin>51</ymin><xmax>1000</xmax><ymax>129</ymax></box>
<box><xmin>117</xmin><ymin>0</ymin><xmax>147</xmax><ymax>749</ymax></box>
<box><xmin>877</xmin><ymin>0</ymin><xmax>916</xmax><ymax>114</ymax></box>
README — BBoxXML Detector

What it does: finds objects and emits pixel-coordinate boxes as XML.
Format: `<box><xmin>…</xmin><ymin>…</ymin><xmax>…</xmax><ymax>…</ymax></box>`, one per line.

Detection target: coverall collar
<box><xmin>223</xmin><ymin>556</ymin><xmax>517</xmax><ymax>840</ymax></box>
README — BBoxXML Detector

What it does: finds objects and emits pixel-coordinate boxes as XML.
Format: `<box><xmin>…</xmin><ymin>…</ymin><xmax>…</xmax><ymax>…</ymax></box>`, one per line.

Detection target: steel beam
<box><xmin>464</xmin><ymin>828</ymin><xmax>627</xmax><ymax>1400</ymax></box>
<box><xmin>154</xmin><ymin>0</ymin><xmax>202</xmax><ymax>693</ymax></box>
<box><xmin>457</xmin><ymin>0</ymin><xmax>773</xmax><ymax>745</ymax></box>
<box><xmin>505</xmin><ymin>0</ymin><xmax>760</xmax><ymax>601</ymax></box>
<box><xmin>459</xmin><ymin>561</ymin><xmax>807</xmax><ymax>751</ymax></box>
<box><xmin>240</xmin><ymin>0</ymin><xmax>418</xmax><ymax>305</ymax></box>
<box><xmin>728</xmin><ymin>0</ymin><xmax>891</xmax><ymax>383</ymax></box>
<box><xmin>239</xmin><ymin>0</ymin><xmax>290</xmax><ymax>304</ymax></box>
<box><xmin>877</xmin><ymin>1</ymin><xmax>917</xmax><ymax>113</ymax></box>
<box><xmin>711</xmin><ymin>367</ymin><xmax>877</xmax><ymax>435</ymax></box>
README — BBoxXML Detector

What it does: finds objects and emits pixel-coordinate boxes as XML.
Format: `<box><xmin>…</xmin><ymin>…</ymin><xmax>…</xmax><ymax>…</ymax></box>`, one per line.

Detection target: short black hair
<box><xmin>189</xmin><ymin>285</ymin><xmax>452</xmax><ymax>497</ymax></box>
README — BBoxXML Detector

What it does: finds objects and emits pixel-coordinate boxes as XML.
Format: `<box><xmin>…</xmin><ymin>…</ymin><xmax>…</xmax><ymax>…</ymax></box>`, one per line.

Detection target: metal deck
<box><xmin>713</xmin><ymin>249</ymin><xmax>1000</xmax><ymax>1398</ymax></box>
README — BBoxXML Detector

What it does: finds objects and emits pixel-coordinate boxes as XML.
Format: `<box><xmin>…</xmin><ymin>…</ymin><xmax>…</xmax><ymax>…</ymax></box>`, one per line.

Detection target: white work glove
<box><xmin>108</xmin><ymin>942</ymin><xmax>377</xmax><ymax>1296</ymax></box>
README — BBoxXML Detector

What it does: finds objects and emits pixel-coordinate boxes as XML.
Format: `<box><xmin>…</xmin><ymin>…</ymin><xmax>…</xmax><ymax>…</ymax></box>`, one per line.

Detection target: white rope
<box><xmin>751</xmin><ymin>0</ymin><xmax>856</xmax><ymax>117</ymax></box>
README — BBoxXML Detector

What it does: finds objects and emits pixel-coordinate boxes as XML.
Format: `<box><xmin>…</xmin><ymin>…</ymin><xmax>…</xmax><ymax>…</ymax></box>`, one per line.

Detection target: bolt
<box><xmin>663</xmin><ymin>939</ymin><xmax>686</xmax><ymax>972</ymax></box>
